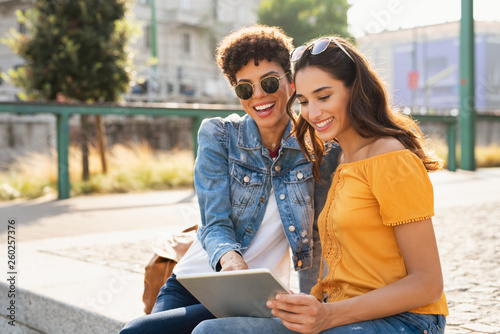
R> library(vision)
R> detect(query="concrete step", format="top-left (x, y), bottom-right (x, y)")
top-left (0, 282), bottom-right (125, 334)
top-left (0, 189), bottom-right (200, 334)
top-left (0, 228), bottom-right (168, 334)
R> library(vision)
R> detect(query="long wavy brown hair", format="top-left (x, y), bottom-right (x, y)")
top-left (286, 36), bottom-right (443, 181)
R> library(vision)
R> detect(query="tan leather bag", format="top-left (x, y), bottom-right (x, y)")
top-left (142, 225), bottom-right (198, 314)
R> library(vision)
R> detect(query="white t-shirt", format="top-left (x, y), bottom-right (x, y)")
top-left (174, 188), bottom-right (291, 287)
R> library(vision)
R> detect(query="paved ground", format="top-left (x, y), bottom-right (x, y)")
top-left (0, 168), bottom-right (500, 333)
top-left (434, 201), bottom-right (500, 333)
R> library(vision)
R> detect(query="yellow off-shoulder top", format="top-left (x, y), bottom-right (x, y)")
top-left (311, 149), bottom-right (448, 316)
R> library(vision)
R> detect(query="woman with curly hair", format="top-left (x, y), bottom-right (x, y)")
top-left (120, 25), bottom-right (339, 334)
top-left (192, 36), bottom-right (448, 334)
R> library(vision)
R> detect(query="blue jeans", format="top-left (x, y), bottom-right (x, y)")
top-left (119, 274), bottom-right (215, 334)
top-left (192, 312), bottom-right (446, 334)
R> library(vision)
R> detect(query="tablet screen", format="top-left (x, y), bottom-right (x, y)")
top-left (177, 268), bottom-right (290, 318)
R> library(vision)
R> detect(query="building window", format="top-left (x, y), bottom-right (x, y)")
top-left (145, 25), bottom-right (151, 48)
top-left (18, 10), bottom-right (27, 34)
top-left (182, 32), bottom-right (191, 55)
top-left (212, 0), bottom-right (218, 20)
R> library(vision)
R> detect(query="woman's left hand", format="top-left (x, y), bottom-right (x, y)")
top-left (267, 293), bottom-right (329, 334)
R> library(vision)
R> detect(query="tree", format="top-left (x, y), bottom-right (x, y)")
top-left (258, 0), bottom-right (351, 46)
top-left (2, 0), bottom-right (138, 180)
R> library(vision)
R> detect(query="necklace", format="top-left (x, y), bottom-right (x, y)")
top-left (263, 137), bottom-right (280, 152)
top-left (269, 142), bottom-right (280, 158)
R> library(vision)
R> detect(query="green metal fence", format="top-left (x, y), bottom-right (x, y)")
top-left (1, 102), bottom-right (499, 199)
top-left (0, 102), bottom-right (244, 199)
top-left (414, 113), bottom-right (500, 173)
top-left (411, 115), bottom-right (458, 172)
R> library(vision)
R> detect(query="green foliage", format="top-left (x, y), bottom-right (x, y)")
top-left (2, 0), bottom-right (138, 102)
top-left (258, 0), bottom-right (351, 46)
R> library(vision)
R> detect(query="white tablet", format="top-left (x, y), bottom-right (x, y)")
top-left (176, 268), bottom-right (290, 318)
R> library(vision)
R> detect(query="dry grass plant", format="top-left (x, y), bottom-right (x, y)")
top-left (1, 138), bottom-right (499, 201)
top-left (427, 138), bottom-right (500, 170)
top-left (0, 142), bottom-right (194, 200)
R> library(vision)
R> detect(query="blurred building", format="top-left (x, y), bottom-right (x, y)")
top-left (0, 0), bottom-right (263, 103)
top-left (128, 0), bottom-right (262, 103)
top-left (0, 0), bottom-right (263, 167)
top-left (358, 21), bottom-right (500, 114)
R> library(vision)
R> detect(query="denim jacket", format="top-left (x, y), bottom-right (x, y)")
top-left (194, 113), bottom-right (339, 275)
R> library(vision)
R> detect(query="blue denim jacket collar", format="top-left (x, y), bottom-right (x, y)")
top-left (237, 115), bottom-right (302, 151)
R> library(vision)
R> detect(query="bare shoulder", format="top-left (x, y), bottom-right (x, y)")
top-left (367, 136), bottom-right (406, 158)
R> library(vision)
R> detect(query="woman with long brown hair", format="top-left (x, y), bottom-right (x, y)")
top-left (193, 36), bottom-right (448, 334)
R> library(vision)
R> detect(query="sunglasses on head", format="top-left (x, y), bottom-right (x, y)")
top-left (290, 36), bottom-right (355, 63)
top-left (234, 73), bottom-right (289, 100)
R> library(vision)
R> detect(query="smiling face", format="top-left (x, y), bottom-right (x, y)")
top-left (235, 59), bottom-right (292, 133)
top-left (295, 66), bottom-right (353, 143)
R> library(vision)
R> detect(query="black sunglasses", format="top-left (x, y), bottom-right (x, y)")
top-left (290, 36), bottom-right (355, 63)
top-left (234, 73), bottom-right (289, 100)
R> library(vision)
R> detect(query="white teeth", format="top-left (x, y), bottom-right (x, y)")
top-left (255, 103), bottom-right (275, 111)
top-left (315, 118), bottom-right (333, 128)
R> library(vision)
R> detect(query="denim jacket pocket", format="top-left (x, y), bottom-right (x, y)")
top-left (230, 163), bottom-right (264, 207)
top-left (283, 164), bottom-right (314, 205)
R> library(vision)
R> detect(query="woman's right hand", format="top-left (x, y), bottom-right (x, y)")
top-left (267, 293), bottom-right (329, 334)
top-left (219, 251), bottom-right (249, 271)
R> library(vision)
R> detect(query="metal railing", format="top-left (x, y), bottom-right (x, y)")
top-left (412, 113), bottom-right (500, 172)
top-left (0, 101), bottom-right (244, 199)
top-left (1, 102), bottom-right (499, 199)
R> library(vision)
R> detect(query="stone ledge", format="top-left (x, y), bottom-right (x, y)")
top-left (0, 282), bottom-right (124, 334)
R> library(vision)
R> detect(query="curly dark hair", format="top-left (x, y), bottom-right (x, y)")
top-left (216, 24), bottom-right (293, 86)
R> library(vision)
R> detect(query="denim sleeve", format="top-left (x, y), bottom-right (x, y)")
top-left (298, 143), bottom-right (341, 293)
top-left (194, 117), bottom-right (241, 271)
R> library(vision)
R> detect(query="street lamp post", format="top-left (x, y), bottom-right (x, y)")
top-left (151, 0), bottom-right (157, 61)
top-left (148, 0), bottom-right (158, 102)
top-left (460, 0), bottom-right (476, 170)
